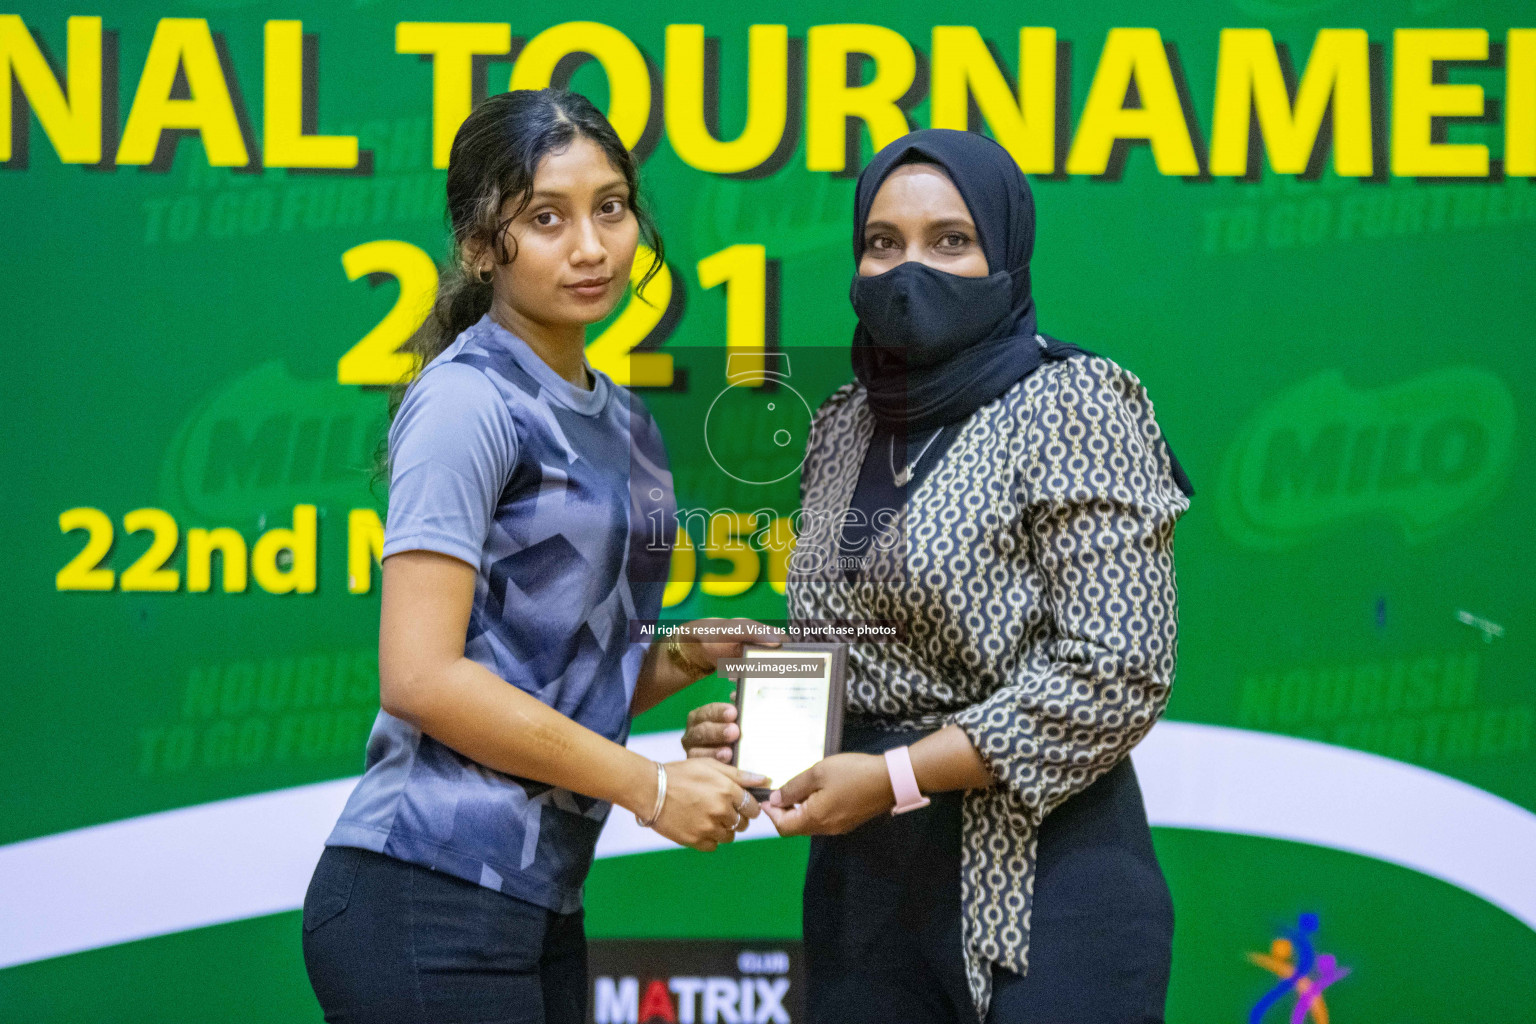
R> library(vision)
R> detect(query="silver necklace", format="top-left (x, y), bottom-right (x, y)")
top-left (889, 428), bottom-right (943, 487)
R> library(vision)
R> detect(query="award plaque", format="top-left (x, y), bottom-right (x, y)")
top-left (722, 642), bottom-right (848, 799)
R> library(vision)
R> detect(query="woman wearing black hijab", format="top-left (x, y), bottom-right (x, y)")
top-left (684, 128), bottom-right (1194, 1024)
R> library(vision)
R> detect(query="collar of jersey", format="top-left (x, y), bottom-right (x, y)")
top-left (476, 312), bottom-right (610, 417)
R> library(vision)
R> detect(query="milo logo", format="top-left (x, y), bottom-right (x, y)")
top-left (159, 362), bottom-right (388, 521)
top-left (1217, 367), bottom-right (1514, 548)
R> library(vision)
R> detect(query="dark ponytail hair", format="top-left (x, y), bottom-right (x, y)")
top-left (414, 88), bottom-right (665, 368)
top-left (372, 88), bottom-right (664, 484)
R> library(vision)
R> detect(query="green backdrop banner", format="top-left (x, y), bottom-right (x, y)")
top-left (2, 3), bottom-right (1532, 1022)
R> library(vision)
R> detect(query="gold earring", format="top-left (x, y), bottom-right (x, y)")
top-left (476, 265), bottom-right (493, 284)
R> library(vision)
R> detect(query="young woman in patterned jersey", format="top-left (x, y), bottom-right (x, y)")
top-left (301, 88), bottom-right (783, 1024)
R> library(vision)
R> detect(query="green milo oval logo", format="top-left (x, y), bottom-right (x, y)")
top-left (1217, 366), bottom-right (1514, 548)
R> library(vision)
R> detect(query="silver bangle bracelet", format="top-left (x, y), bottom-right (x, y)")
top-left (635, 760), bottom-right (668, 829)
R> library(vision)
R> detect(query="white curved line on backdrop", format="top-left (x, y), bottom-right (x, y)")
top-left (0, 721), bottom-right (1532, 970)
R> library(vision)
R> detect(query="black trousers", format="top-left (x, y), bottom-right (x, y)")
top-left (301, 845), bottom-right (587, 1024)
top-left (803, 725), bottom-right (1174, 1024)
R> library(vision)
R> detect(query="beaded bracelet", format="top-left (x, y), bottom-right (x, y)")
top-left (663, 637), bottom-right (713, 679)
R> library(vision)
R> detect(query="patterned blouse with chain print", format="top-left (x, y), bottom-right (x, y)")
top-left (784, 352), bottom-right (1191, 1020)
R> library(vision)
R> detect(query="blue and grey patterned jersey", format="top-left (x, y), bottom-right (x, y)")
top-left (325, 312), bottom-right (675, 914)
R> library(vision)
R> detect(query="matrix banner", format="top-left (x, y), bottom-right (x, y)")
top-left (588, 940), bottom-right (803, 1024)
top-left (2, 3), bottom-right (1533, 1023)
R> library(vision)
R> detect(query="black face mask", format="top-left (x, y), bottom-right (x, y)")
top-left (843, 129), bottom-right (1195, 495)
top-left (849, 261), bottom-right (1016, 367)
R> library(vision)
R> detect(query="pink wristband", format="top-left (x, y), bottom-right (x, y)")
top-left (884, 745), bottom-right (931, 815)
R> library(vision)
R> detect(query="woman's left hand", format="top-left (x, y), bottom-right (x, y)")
top-left (762, 753), bottom-right (895, 836)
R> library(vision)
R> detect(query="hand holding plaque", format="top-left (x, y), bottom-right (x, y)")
top-left (717, 642), bottom-right (848, 800)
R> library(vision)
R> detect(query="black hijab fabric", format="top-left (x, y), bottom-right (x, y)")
top-left (846, 129), bottom-right (1193, 498)
top-left (849, 128), bottom-right (1082, 432)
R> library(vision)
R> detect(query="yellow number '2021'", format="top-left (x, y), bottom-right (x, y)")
top-left (337, 241), bottom-right (682, 388)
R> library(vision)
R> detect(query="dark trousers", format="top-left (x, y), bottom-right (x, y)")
top-left (301, 845), bottom-right (587, 1024)
top-left (803, 726), bottom-right (1174, 1024)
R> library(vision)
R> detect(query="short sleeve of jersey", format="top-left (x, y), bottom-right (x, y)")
top-left (382, 361), bottom-right (519, 568)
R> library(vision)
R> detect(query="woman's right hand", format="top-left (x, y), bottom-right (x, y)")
top-left (681, 700), bottom-right (739, 763)
top-left (649, 758), bottom-right (766, 853)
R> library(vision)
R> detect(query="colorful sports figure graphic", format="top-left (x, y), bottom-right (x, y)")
top-left (1247, 913), bottom-right (1352, 1024)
